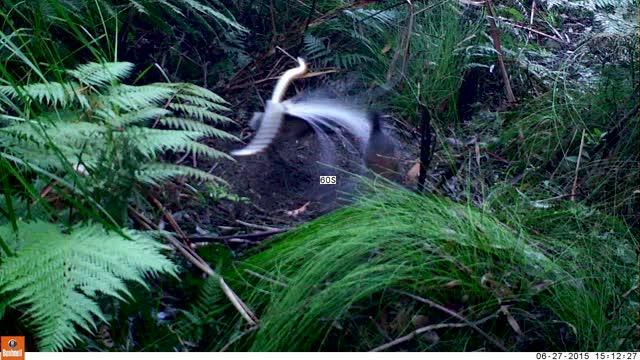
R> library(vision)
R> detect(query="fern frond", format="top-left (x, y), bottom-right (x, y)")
top-left (159, 117), bottom-right (238, 139)
top-left (343, 8), bottom-right (398, 31)
top-left (125, 127), bottom-right (202, 157)
top-left (174, 93), bottom-right (230, 110)
top-left (153, 0), bottom-right (185, 16)
top-left (95, 107), bottom-right (172, 127)
top-left (67, 62), bottom-right (134, 87)
top-left (105, 84), bottom-right (175, 111)
top-left (303, 34), bottom-right (330, 60)
top-left (179, 0), bottom-right (247, 32)
top-left (135, 163), bottom-right (226, 185)
top-left (331, 53), bottom-right (373, 69)
top-left (129, 0), bottom-right (150, 14)
top-left (174, 275), bottom-right (227, 343)
top-left (4, 121), bottom-right (103, 152)
top-left (168, 103), bottom-right (232, 122)
top-left (178, 140), bottom-right (235, 160)
top-left (545, 0), bottom-right (635, 10)
top-left (0, 221), bottom-right (176, 351)
top-left (159, 82), bottom-right (228, 104)
top-left (0, 82), bottom-right (81, 108)
top-left (2, 61), bottom-right (236, 190)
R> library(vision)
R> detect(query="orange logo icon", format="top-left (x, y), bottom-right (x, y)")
top-left (1, 336), bottom-right (25, 360)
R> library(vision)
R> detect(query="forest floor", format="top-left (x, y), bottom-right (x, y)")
top-left (159, 70), bottom-right (502, 252)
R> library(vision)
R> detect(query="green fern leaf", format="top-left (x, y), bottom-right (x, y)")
top-left (67, 62), bottom-right (134, 87)
top-left (0, 221), bottom-right (177, 351)
top-left (2, 61), bottom-right (236, 188)
top-left (105, 84), bottom-right (175, 111)
top-left (159, 82), bottom-right (228, 104)
top-left (95, 107), bottom-right (172, 127)
top-left (179, 0), bottom-right (247, 32)
top-left (303, 34), bottom-right (330, 60)
top-left (159, 117), bottom-right (238, 139)
top-left (168, 103), bottom-right (232, 122)
top-left (135, 163), bottom-right (226, 185)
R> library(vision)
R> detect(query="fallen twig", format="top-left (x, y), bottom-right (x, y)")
top-left (485, 0), bottom-right (516, 103)
top-left (394, 289), bottom-right (508, 351)
top-left (622, 284), bottom-right (638, 298)
top-left (527, 0), bottom-right (537, 40)
top-left (147, 194), bottom-right (189, 241)
top-left (220, 325), bottom-right (259, 352)
top-left (370, 311), bottom-right (499, 352)
top-left (503, 21), bottom-right (564, 43)
top-left (225, 69), bottom-right (338, 92)
top-left (236, 219), bottom-right (280, 232)
top-left (189, 228), bottom-right (289, 242)
top-left (486, 150), bottom-right (510, 164)
top-left (386, 1), bottom-right (415, 85)
top-left (417, 105), bottom-right (433, 192)
top-left (570, 129), bottom-right (586, 201)
top-left (128, 205), bottom-right (258, 326)
top-left (286, 201), bottom-right (310, 217)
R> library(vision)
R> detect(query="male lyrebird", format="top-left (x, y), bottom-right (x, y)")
top-left (232, 58), bottom-right (399, 179)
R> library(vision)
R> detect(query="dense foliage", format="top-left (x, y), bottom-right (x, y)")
top-left (0, 0), bottom-right (637, 352)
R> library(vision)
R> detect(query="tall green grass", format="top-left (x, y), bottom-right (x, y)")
top-left (179, 184), bottom-right (637, 351)
top-left (379, 1), bottom-right (480, 126)
top-left (495, 64), bottom-right (638, 219)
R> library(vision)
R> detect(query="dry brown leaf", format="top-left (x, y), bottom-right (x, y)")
top-left (443, 280), bottom-right (462, 288)
top-left (501, 306), bottom-right (523, 336)
top-left (412, 314), bottom-right (430, 328)
top-left (405, 160), bottom-right (421, 184)
top-left (531, 280), bottom-right (554, 293)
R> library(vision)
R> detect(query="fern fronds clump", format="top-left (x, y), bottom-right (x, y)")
top-left (0, 61), bottom-right (237, 188)
top-left (0, 221), bottom-right (177, 351)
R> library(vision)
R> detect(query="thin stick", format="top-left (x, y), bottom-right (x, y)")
top-left (485, 0), bottom-right (516, 103)
top-left (189, 228), bottom-right (289, 242)
top-left (400, 1), bottom-right (415, 81)
top-left (542, 15), bottom-right (564, 42)
top-left (571, 129), bottom-right (586, 201)
top-left (236, 219), bottom-right (281, 231)
top-left (386, 1), bottom-right (415, 84)
top-left (394, 290), bottom-right (508, 351)
top-left (306, 0), bottom-right (377, 29)
top-left (147, 194), bottom-right (190, 244)
top-left (220, 325), bottom-right (259, 352)
top-left (303, 0), bottom-right (318, 32)
top-left (226, 69), bottom-right (336, 92)
top-left (128, 206), bottom-right (258, 326)
top-left (417, 105), bottom-right (432, 192)
top-left (370, 311), bottom-right (499, 352)
top-left (244, 269), bottom-right (288, 288)
top-left (622, 284), bottom-right (638, 298)
top-left (504, 21), bottom-right (563, 43)
top-left (528, 0), bottom-right (536, 39)
top-left (227, 70), bottom-right (338, 92)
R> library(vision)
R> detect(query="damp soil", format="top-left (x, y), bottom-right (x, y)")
top-left (193, 112), bottom-right (418, 232)
top-left (161, 66), bottom-right (507, 247)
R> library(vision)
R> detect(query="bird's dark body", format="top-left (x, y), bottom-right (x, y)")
top-left (364, 112), bottom-right (399, 179)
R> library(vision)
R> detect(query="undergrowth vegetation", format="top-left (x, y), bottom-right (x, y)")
top-left (177, 185), bottom-right (636, 351)
top-left (0, 0), bottom-right (637, 353)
